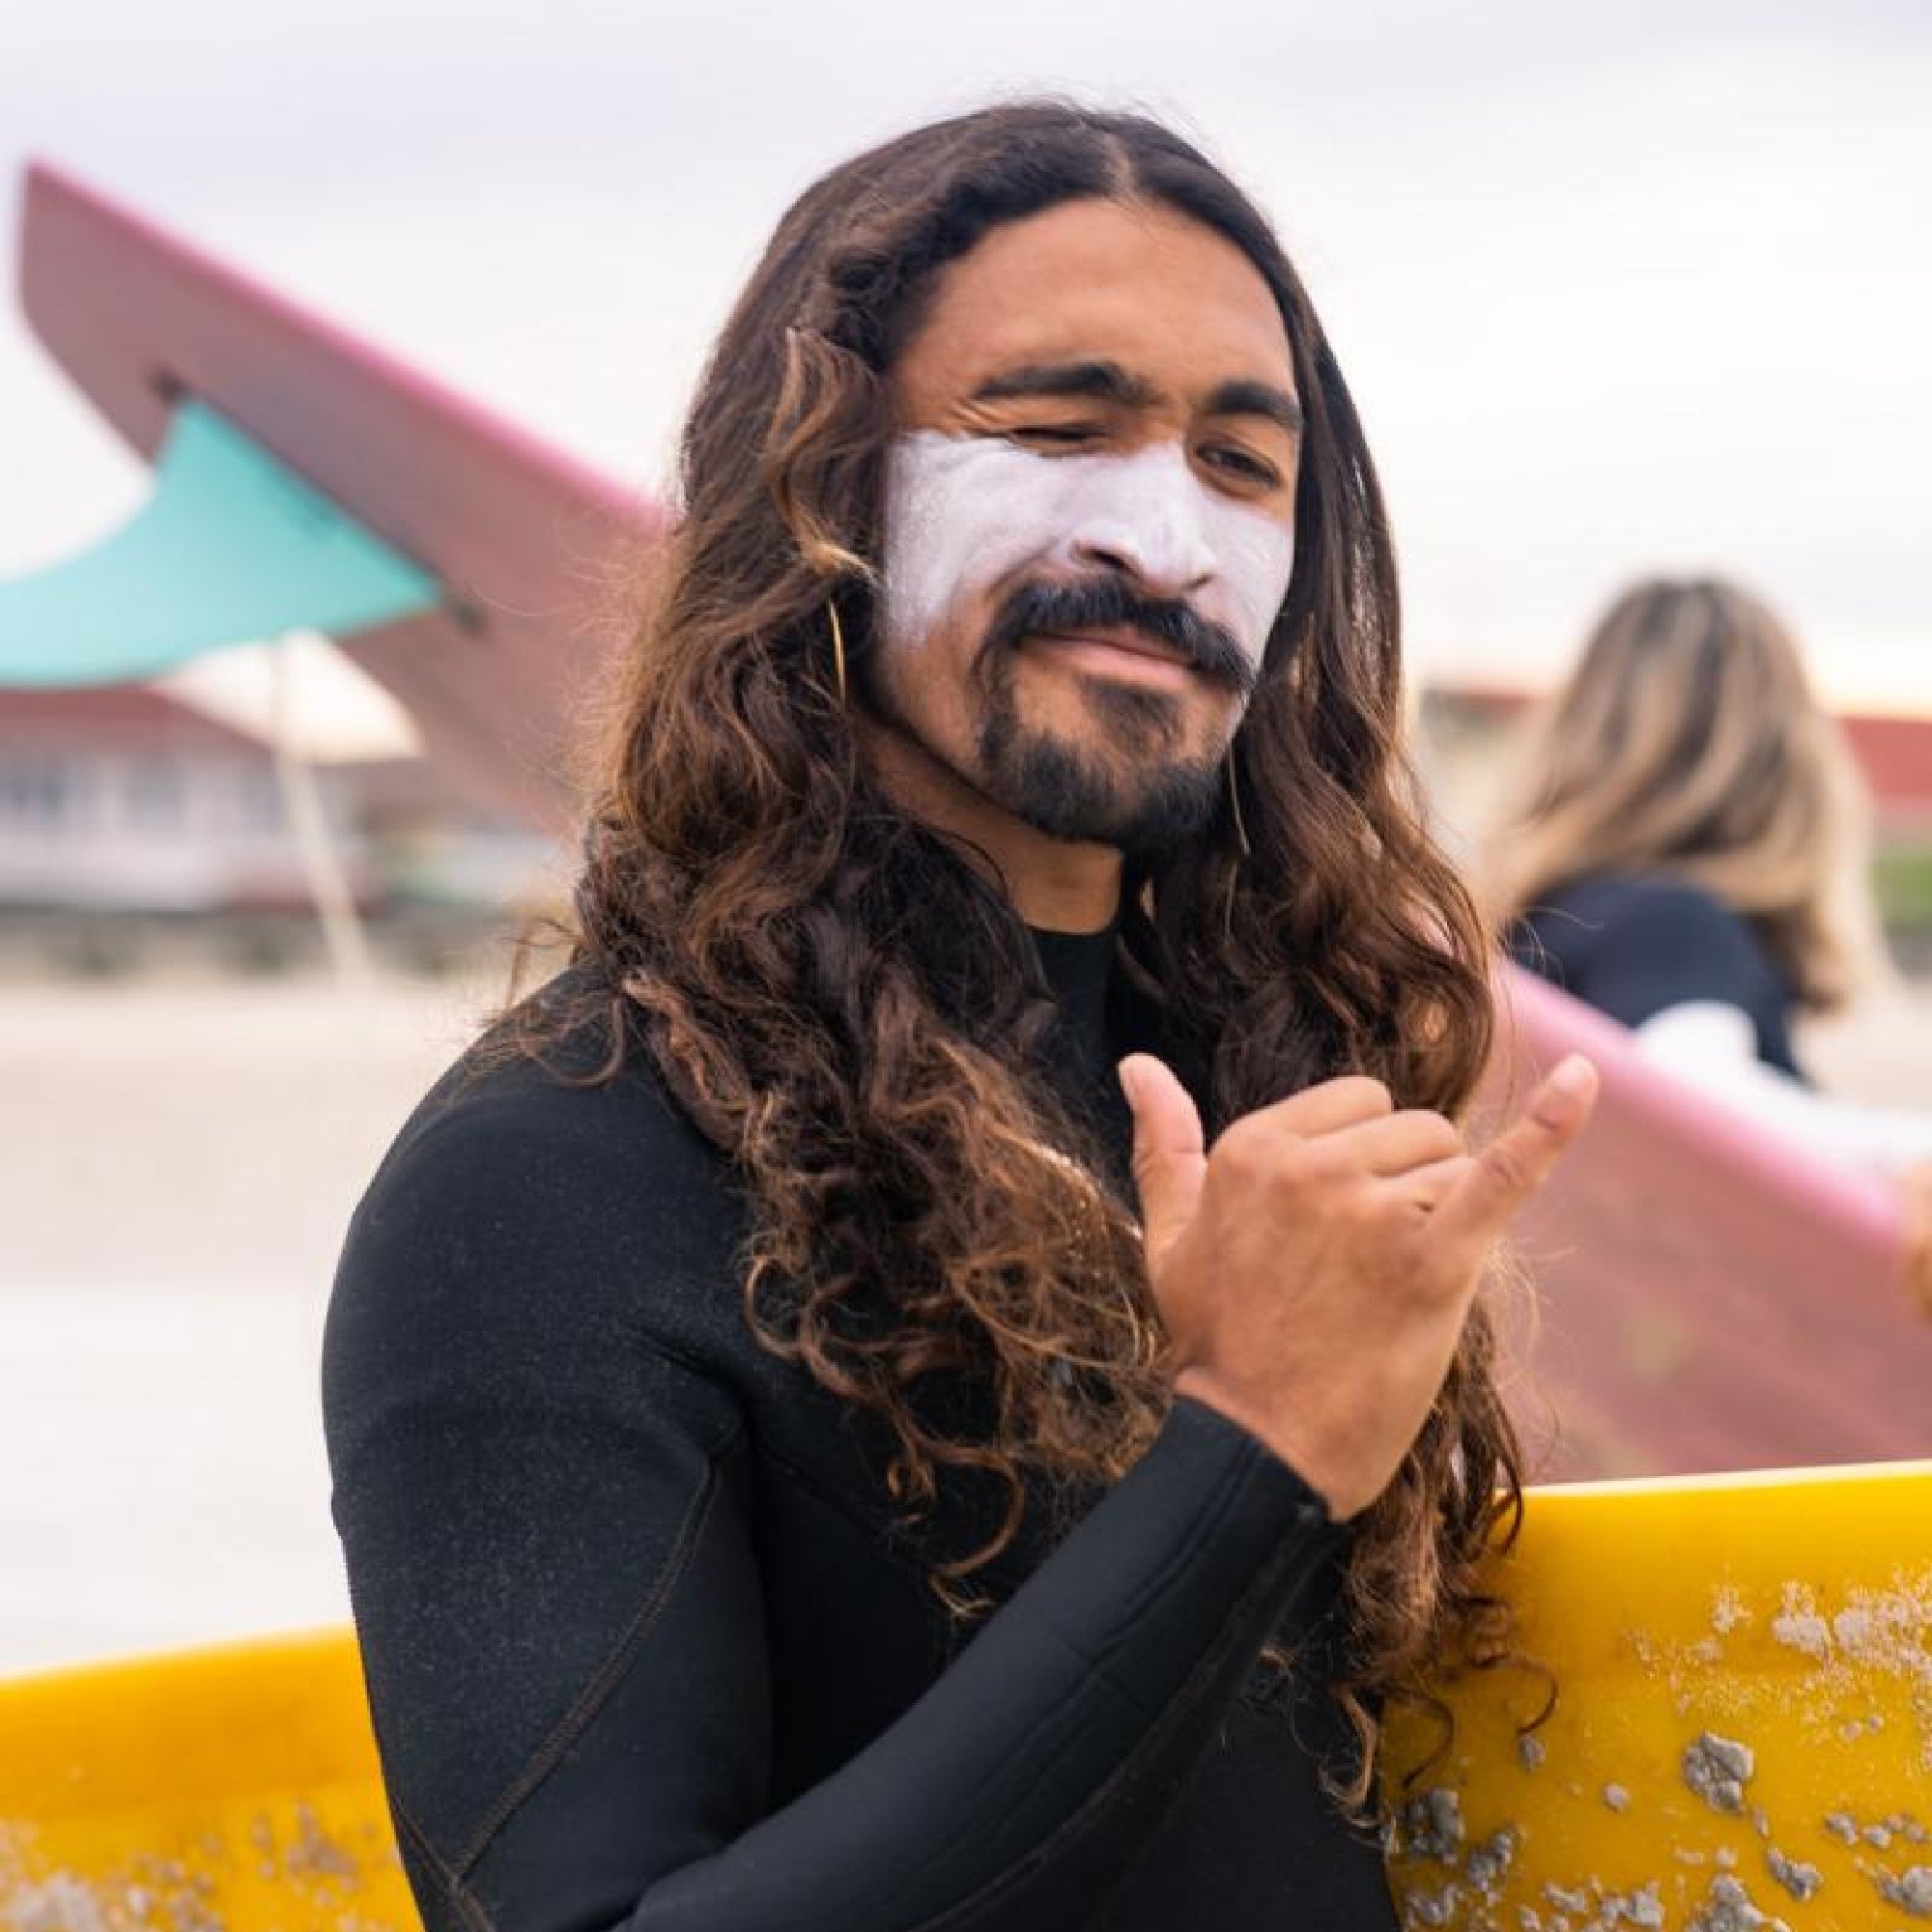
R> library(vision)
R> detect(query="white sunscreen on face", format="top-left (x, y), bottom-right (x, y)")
top-left (880, 431), bottom-right (1294, 665)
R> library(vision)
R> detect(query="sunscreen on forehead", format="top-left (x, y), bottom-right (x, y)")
top-left (881, 432), bottom-right (1293, 664)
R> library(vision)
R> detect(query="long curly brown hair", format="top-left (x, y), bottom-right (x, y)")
top-left (514, 101), bottom-right (1516, 1807)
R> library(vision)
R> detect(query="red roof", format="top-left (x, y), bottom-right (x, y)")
top-left (1844, 714), bottom-right (1932, 814)
top-left (0, 684), bottom-right (269, 756)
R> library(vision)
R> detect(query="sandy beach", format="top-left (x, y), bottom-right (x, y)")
top-left (0, 969), bottom-right (503, 1673)
top-left (3, 964), bottom-right (1928, 1677)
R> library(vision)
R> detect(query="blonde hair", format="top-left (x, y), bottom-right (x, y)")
top-left (1490, 577), bottom-right (1882, 1011)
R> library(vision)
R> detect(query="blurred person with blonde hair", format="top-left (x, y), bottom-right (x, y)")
top-left (1492, 575), bottom-right (1932, 1309)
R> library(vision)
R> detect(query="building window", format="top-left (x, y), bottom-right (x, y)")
top-left (0, 758), bottom-right (71, 828)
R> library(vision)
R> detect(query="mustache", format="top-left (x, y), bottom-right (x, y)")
top-left (981, 577), bottom-right (1259, 698)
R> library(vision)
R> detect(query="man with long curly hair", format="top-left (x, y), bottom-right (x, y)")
top-left (325, 102), bottom-right (1597, 1931)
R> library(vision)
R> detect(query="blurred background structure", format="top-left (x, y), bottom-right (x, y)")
top-left (0, 677), bottom-right (554, 979)
top-left (2, 0), bottom-right (1928, 1673)
top-left (1426, 684), bottom-right (1932, 971)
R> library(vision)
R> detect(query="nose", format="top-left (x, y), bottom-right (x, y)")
top-left (1063, 445), bottom-right (1218, 600)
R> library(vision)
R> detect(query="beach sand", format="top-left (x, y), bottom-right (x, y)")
top-left (2, 966), bottom-right (1927, 1675)
top-left (0, 969), bottom-right (504, 1673)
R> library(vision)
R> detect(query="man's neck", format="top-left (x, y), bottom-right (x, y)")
top-left (855, 715), bottom-right (1123, 934)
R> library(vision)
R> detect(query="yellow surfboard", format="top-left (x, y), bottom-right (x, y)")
top-left (1383, 1460), bottom-right (1932, 1929)
top-left (0, 1633), bottom-right (413, 1932)
top-left (3, 1463), bottom-right (1927, 1932)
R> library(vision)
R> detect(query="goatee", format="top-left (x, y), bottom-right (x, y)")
top-left (976, 671), bottom-right (1222, 854)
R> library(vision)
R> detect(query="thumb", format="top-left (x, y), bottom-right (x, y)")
top-left (1120, 1054), bottom-right (1207, 1263)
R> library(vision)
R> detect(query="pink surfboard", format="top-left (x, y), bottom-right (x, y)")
top-left (1490, 966), bottom-right (1925, 1477)
top-left (17, 161), bottom-right (666, 829)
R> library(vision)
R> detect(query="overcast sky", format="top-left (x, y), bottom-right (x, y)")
top-left (5, 0), bottom-right (1931, 711)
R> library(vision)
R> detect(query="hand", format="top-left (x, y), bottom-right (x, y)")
top-left (1898, 1162), bottom-right (1932, 1318)
top-left (1121, 1052), bottom-right (1598, 1520)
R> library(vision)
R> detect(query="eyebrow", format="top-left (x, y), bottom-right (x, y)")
top-left (971, 359), bottom-right (1161, 409)
top-left (1202, 379), bottom-right (1304, 439)
top-left (971, 359), bottom-right (1303, 436)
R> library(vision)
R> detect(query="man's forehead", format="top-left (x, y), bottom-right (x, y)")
top-left (894, 199), bottom-right (1297, 413)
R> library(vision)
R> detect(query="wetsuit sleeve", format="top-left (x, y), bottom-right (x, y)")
top-left (324, 1103), bottom-right (1342, 1932)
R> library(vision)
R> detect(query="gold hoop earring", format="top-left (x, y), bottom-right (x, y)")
top-left (1225, 752), bottom-right (1253, 860)
top-left (827, 603), bottom-right (849, 708)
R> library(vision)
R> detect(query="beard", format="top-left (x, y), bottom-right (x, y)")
top-left (974, 661), bottom-right (1224, 854)
top-left (967, 574), bottom-right (1254, 854)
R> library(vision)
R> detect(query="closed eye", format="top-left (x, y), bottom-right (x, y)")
top-left (1007, 423), bottom-right (1105, 447)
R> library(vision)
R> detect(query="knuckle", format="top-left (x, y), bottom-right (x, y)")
top-left (1287, 1137), bottom-right (1349, 1185)
top-left (1212, 1120), bottom-right (1277, 1188)
top-left (1482, 1143), bottom-right (1535, 1199)
top-left (1344, 1076), bottom-right (1395, 1117)
top-left (1330, 1171), bottom-right (1384, 1229)
top-left (1264, 1143), bottom-right (1320, 1197)
top-left (1351, 1183), bottom-right (1396, 1230)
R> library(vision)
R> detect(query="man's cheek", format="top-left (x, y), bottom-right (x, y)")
top-left (880, 435), bottom-right (1065, 651)
top-left (868, 606), bottom-right (986, 737)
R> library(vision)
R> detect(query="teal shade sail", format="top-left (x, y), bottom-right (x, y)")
top-left (0, 400), bottom-right (440, 687)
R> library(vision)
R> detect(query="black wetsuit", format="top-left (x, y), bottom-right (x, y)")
top-left (1509, 873), bottom-right (1804, 1078)
top-left (322, 927), bottom-right (1400, 1932)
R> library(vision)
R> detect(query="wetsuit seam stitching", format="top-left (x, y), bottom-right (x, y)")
top-left (901, 1478), bottom-right (1331, 1931)
top-left (449, 1429), bottom-right (740, 1878)
top-left (392, 1795), bottom-right (497, 1932)
top-left (942, 1535), bottom-right (1323, 1929)
top-left (623, 1331), bottom-right (747, 1457)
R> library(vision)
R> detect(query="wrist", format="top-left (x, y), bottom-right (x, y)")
top-left (1171, 1369), bottom-right (1346, 1518)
